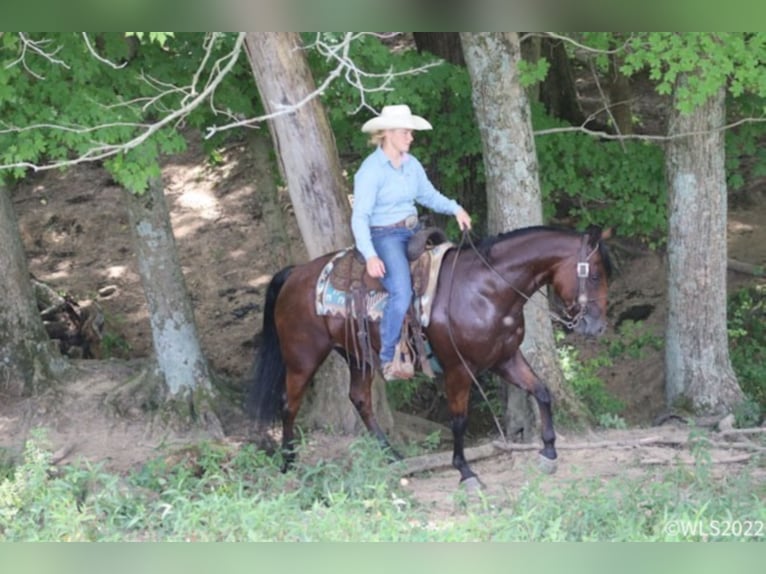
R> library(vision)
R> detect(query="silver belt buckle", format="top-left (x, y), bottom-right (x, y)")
top-left (404, 214), bottom-right (418, 230)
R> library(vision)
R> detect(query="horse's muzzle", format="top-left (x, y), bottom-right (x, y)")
top-left (575, 314), bottom-right (607, 337)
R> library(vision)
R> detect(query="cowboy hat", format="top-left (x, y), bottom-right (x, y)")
top-left (361, 105), bottom-right (433, 133)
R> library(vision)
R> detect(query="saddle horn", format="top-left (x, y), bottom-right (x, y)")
top-left (407, 227), bottom-right (449, 261)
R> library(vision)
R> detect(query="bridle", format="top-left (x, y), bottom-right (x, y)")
top-left (552, 233), bottom-right (601, 330)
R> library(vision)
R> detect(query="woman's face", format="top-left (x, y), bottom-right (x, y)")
top-left (384, 128), bottom-right (414, 154)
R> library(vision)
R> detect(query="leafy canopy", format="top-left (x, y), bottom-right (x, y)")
top-left (0, 33), bottom-right (255, 193)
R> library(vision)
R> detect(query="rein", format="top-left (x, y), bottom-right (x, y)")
top-left (445, 230), bottom-right (508, 444)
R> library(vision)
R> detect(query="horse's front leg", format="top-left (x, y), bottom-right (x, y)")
top-left (443, 365), bottom-right (481, 487)
top-left (347, 361), bottom-right (401, 460)
top-left (494, 352), bottom-right (557, 471)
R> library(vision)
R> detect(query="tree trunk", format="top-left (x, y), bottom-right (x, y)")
top-left (607, 51), bottom-right (633, 135)
top-left (245, 33), bottom-right (351, 257)
top-left (461, 32), bottom-right (589, 439)
top-left (520, 34), bottom-right (542, 103)
top-left (665, 78), bottom-right (743, 414)
top-left (413, 32), bottom-right (465, 66)
top-left (0, 186), bottom-right (68, 396)
top-left (539, 37), bottom-right (585, 127)
top-left (248, 130), bottom-right (295, 269)
top-left (411, 33), bottom-right (484, 232)
top-left (245, 32), bottom-right (394, 434)
top-left (123, 178), bottom-right (222, 435)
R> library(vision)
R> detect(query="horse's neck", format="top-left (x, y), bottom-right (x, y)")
top-left (489, 233), bottom-right (573, 295)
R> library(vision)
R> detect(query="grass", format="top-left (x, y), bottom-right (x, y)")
top-left (1, 429), bottom-right (763, 542)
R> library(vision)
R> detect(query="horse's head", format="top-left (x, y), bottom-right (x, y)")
top-left (551, 226), bottom-right (612, 337)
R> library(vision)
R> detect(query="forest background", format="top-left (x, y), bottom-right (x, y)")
top-left (0, 32), bottom-right (764, 541)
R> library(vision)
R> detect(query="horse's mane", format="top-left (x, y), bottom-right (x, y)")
top-left (464, 225), bottom-right (614, 277)
top-left (466, 225), bottom-right (571, 255)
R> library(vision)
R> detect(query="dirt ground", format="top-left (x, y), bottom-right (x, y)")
top-left (2, 132), bottom-right (766, 511)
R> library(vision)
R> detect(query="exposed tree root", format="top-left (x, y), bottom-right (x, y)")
top-left (103, 363), bottom-right (224, 441)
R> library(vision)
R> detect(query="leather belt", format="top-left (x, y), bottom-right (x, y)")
top-left (372, 214), bottom-right (419, 230)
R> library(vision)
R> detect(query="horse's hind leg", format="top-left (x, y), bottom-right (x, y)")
top-left (347, 362), bottom-right (401, 460)
top-left (495, 353), bottom-right (557, 469)
top-left (280, 368), bottom-right (314, 471)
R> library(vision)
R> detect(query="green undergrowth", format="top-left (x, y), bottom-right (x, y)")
top-left (1, 429), bottom-right (763, 542)
top-left (728, 284), bottom-right (766, 426)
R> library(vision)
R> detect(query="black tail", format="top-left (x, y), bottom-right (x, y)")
top-left (247, 266), bottom-right (293, 426)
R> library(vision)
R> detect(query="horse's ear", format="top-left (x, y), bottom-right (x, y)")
top-left (585, 225), bottom-right (613, 244)
top-left (584, 225), bottom-right (602, 246)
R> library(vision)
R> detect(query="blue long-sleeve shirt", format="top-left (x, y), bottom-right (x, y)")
top-left (351, 146), bottom-right (461, 260)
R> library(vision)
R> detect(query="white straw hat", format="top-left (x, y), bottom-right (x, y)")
top-left (361, 104), bottom-right (433, 133)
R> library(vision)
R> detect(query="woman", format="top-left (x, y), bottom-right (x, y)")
top-left (351, 104), bottom-right (472, 381)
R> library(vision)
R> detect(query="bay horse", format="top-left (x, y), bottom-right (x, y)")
top-left (248, 225), bottom-right (612, 486)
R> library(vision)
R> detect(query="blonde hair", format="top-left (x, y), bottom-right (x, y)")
top-left (368, 130), bottom-right (385, 147)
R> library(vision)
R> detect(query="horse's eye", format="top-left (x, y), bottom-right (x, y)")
top-left (590, 272), bottom-right (600, 282)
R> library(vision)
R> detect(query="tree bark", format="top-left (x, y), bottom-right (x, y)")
top-left (411, 33), bottom-right (484, 231)
top-left (248, 130), bottom-right (295, 269)
top-left (124, 179), bottom-right (214, 396)
top-left (245, 33), bottom-right (352, 257)
top-left (539, 37), bottom-right (585, 127)
top-left (665, 78), bottom-right (743, 414)
top-left (607, 52), bottom-right (633, 135)
top-left (461, 32), bottom-right (588, 439)
top-left (413, 33), bottom-right (465, 66)
top-left (520, 34), bottom-right (542, 103)
top-left (245, 32), bottom-right (394, 434)
top-left (0, 186), bottom-right (68, 396)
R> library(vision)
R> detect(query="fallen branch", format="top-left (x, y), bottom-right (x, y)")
top-left (401, 442), bottom-right (497, 476)
top-left (51, 443), bottom-right (77, 465)
top-left (401, 435), bottom-right (665, 475)
top-left (719, 427), bottom-right (766, 439)
top-left (494, 435), bottom-right (666, 452)
top-left (708, 440), bottom-right (766, 452)
top-left (400, 432), bottom-right (765, 476)
top-left (642, 453), bottom-right (753, 466)
top-left (728, 258), bottom-right (764, 277)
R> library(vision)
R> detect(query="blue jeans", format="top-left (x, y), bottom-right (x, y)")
top-left (371, 224), bottom-right (417, 364)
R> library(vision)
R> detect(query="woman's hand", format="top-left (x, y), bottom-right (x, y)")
top-left (455, 208), bottom-right (472, 231)
top-left (366, 255), bottom-right (386, 278)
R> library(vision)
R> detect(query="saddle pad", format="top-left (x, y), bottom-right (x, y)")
top-left (315, 243), bottom-right (452, 326)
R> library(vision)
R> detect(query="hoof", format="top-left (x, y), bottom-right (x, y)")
top-left (389, 449), bottom-right (404, 462)
top-left (459, 476), bottom-right (484, 493)
top-left (537, 454), bottom-right (558, 475)
top-left (384, 446), bottom-right (403, 463)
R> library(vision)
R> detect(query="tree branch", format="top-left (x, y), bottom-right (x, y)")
top-left (81, 33), bottom-right (127, 70)
top-left (534, 115), bottom-right (766, 141)
top-left (5, 33), bottom-right (69, 80)
top-left (588, 58), bottom-right (627, 151)
top-left (202, 32), bottom-right (442, 139)
top-left (536, 32), bottom-right (636, 56)
top-left (1, 32), bottom-right (442, 173)
top-left (0, 33), bottom-right (247, 173)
